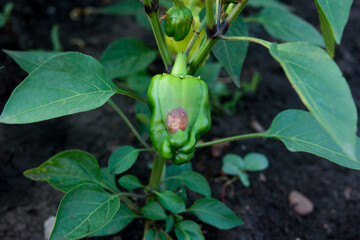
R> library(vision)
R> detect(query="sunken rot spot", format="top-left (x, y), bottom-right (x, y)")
top-left (166, 107), bottom-right (188, 133)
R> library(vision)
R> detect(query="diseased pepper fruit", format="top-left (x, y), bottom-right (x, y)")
top-left (147, 52), bottom-right (211, 164)
top-left (164, 6), bottom-right (193, 41)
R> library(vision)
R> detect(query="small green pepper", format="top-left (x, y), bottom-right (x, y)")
top-left (164, 6), bottom-right (193, 41)
top-left (147, 53), bottom-right (211, 164)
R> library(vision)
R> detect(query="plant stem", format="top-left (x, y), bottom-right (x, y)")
top-left (171, 52), bottom-right (188, 76)
top-left (220, 36), bottom-right (271, 48)
top-left (144, 154), bottom-right (166, 236)
top-left (148, 154), bottom-right (166, 191)
top-left (143, 0), bottom-right (172, 72)
top-left (107, 99), bottom-right (153, 151)
top-left (99, 182), bottom-right (141, 213)
top-left (206, 0), bottom-right (215, 32)
top-left (160, 176), bottom-right (180, 183)
top-left (221, 175), bottom-right (238, 203)
top-left (188, 39), bottom-right (218, 75)
top-left (195, 132), bottom-right (264, 148)
top-left (221, 0), bottom-right (248, 29)
top-left (185, 18), bottom-right (206, 56)
top-left (116, 89), bottom-right (147, 105)
top-left (121, 195), bottom-right (142, 214)
top-left (171, 0), bottom-right (185, 8)
top-left (188, 0), bottom-right (249, 74)
top-left (99, 182), bottom-right (120, 194)
top-left (119, 192), bottom-right (148, 198)
top-left (215, 0), bottom-right (222, 26)
top-left (243, 16), bottom-right (257, 23)
top-left (188, 0), bottom-right (197, 9)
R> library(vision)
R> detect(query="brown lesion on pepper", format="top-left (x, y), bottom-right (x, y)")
top-left (167, 107), bottom-right (188, 133)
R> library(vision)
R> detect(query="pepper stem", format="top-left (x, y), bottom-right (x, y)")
top-left (143, 0), bottom-right (172, 72)
top-left (143, 154), bottom-right (166, 237)
top-left (171, 52), bottom-right (188, 76)
top-left (188, 0), bottom-right (249, 74)
top-left (171, 0), bottom-right (185, 8)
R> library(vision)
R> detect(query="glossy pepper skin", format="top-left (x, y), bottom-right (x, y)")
top-left (165, 14), bottom-right (205, 59)
top-left (147, 53), bottom-right (211, 164)
top-left (164, 6), bottom-right (193, 41)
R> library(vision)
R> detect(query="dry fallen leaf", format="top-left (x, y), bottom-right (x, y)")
top-left (259, 173), bottom-right (267, 182)
top-left (250, 119), bottom-right (265, 132)
top-left (289, 190), bottom-right (314, 215)
top-left (343, 187), bottom-right (352, 200)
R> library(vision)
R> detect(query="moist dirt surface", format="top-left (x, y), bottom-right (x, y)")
top-left (1, 0), bottom-right (360, 239)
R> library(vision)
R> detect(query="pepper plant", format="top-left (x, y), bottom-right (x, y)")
top-left (1, 0), bottom-right (358, 239)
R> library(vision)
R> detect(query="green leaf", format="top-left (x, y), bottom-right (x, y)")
top-left (176, 171), bottom-right (211, 197)
top-left (176, 185), bottom-right (188, 204)
top-left (165, 163), bottom-right (192, 191)
top-left (0, 52), bottom-right (118, 124)
top-left (145, 228), bottom-right (167, 240)
top-left (315, 0), bottom-right (353, 45)
top-left (238, 171), bottom-right (250, 187)
top-left (24, 150), bottom-right (103, 192)
top-left (90, 204), bottom-right (138, 237)
top-left (97, 1), bottom-right (151, 29)
top-left (108, 146), bottom-right (143, 174)
top-left (248, 0), bottom-right (288, 10)
top-left (175, 220), bottom-right (205, 240)
top-left (159, 0), bottom-right (173, 9)
top-left (315, 2), bottom-right (335, 57)
top-left (100, 38), bottom-right (157, 79)
top-left (125, 72), bottom-right (151, 95)
top-left (118, 174), bottom-right (143, 190)
top-left (269, 42), bottom-right (357, 158)
top-left (249, 7), bottom-right (324, 46)
top-left (222, 154), bottom-right (250, 187)
top-left (141, 202), bottom-right (167, 220)
top-left (189, 198), bottom-right (243, 229)
top-left (135, 99), bottom-right (151, 138)
top-left (97, 1), bottom-right (143, 15)
top-left (197, 62), bottom-right (230, 113)
top-left (263, 109), bottom-right (360, 170)
top-left (165, 215), bottom-right (175, 232)
top-left (244, 153), bottom-right (269, 171)
top-left (222, 154), bottom-right (245, 175)
top-left (155, 191), bottom-right (186, 214)
top-left (198, 62), bottom-right (222, 89)
top-left (3, 49), bottom-right (60, 73)
top-left (135, 10), bottom-right (152, 29)
top-left (49, 184), bottom-right (120, 240)
top-left (101, 167), bottom-right (119, 192)
top-left (213, 17), bottom-right (248, 87)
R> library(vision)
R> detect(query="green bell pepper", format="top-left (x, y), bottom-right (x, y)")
top-left (147, 53), bottom-right (211, 164)
top-left (164, 6), bottom-right (193, 41)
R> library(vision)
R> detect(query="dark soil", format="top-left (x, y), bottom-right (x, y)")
top-left (1, 0), bottom-right (360, 239)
